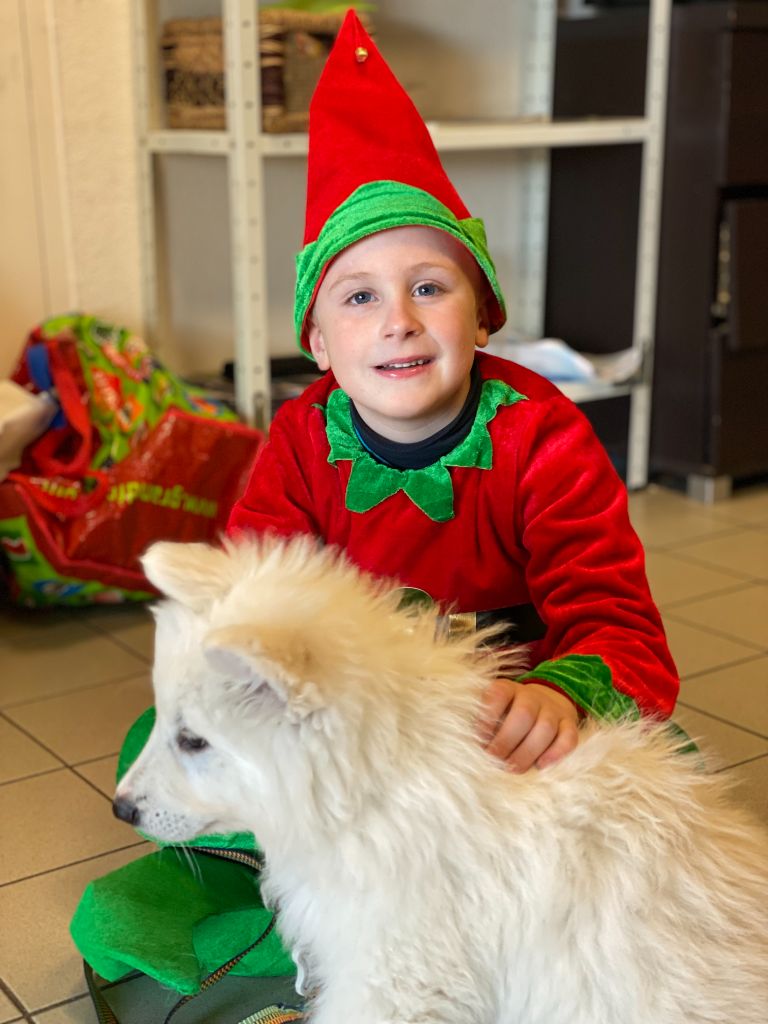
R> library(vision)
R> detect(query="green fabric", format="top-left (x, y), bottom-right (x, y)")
top-left (70, 848), bottom-right (292, 993)
top-left (294, 180), bottom-right (507, 350)
top-left (324, 378), bottom-right (526, 521)
top-left (70, 708), bottom-right (294, 994)
top-left (520, 654), bottom-right (641, 720)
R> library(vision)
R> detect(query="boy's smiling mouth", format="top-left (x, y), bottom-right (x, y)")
top-left (375, 357), bottom-right (433, 371)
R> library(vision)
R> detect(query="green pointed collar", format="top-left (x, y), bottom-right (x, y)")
top-left (323, 378), bottom-right (526, 522)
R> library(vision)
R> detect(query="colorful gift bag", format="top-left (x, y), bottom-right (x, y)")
top-left (0, 315), bottom-right (263, 606)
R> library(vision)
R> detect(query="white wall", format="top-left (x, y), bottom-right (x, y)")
top-left (0, 0), bottom-right (142, 378)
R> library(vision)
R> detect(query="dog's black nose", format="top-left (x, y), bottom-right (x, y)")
top-left (112, 795), bottom-right (141, 826)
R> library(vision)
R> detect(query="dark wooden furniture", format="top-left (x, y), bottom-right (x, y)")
top-left (548, 3), bottom-right (768, 497)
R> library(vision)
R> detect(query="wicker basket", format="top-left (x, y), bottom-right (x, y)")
top-left (161, 9), bottom-right (373, 132)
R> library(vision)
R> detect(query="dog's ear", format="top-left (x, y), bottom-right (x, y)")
top-left (141, 541), bottom-right (236, 612)
top-left (203, 624), bottom-right (325, 719)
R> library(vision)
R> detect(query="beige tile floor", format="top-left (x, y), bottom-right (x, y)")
top-left (1, 482), bottom-right (767, 1022)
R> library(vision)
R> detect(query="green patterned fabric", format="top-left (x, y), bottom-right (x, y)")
top-left (520, 654), bottom-right (641, 720)
top-left (294, 181), bottom-right (507, 350)
top-left (324, 378), bottom-right (526, 521)
top-left (37, 313), bottom-right (239, 468)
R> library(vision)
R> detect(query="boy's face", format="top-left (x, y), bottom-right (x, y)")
top-left (307, 226), bottom-right (490, 443)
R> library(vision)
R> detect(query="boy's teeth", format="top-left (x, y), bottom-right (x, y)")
top-left (381, 358), bottom-right (428, 369)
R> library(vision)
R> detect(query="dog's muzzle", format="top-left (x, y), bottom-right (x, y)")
top-left (113, 795), bottom-right (141, 826)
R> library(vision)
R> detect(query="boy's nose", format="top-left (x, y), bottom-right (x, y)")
top-left (382, 297), bottom-right (422, 340)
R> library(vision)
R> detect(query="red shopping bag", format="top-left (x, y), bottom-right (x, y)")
top-left (0, 315), bottom-right (263, 606)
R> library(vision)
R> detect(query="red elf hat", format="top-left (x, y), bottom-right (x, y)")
top-left (294, 9), bottom-right (506, 353)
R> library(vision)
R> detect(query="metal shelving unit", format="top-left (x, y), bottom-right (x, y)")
top-left (133, 0), bottom-right (670, 487)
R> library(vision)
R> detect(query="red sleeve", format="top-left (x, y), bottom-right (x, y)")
top-left (226, 400), bottom-right (323, 541)
top-left (514, 395), bottom-right (679, 719)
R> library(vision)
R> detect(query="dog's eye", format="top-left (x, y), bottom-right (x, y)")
top-left (176, 730), bottom-right (209, 753)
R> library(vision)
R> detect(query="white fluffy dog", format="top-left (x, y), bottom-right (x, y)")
top-left (115, 536), bottom-right (768, 1024)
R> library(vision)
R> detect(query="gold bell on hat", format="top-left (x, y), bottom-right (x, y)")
top-left (355, 45), bottom-right (369, 62)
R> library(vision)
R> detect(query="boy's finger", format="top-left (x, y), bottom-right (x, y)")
top-left (476, 678), bottom-right (518, 742)
top-left (483, 696), bottom-right (535, 760)
top-left (503, 713), bottom-right (559, 773)
top-left (535, 720), bottom-right (580, 770)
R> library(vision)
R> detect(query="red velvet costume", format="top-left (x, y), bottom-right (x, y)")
top-left (228, 351), bottom-right (679, 721)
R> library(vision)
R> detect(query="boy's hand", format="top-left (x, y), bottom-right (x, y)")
top-left (478, 679), bottom-right (580, 773)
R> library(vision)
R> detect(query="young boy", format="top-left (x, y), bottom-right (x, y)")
top-left (228, 11), bottom-right (679, 773)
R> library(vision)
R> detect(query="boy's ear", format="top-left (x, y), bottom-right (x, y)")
top-left (475, 301), bottom-right (490, 349)
top-left (307, 314), bottom-right (331, 371)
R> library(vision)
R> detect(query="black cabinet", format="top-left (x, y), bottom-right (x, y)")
top-left (549, 3), bottom-right (768, 495)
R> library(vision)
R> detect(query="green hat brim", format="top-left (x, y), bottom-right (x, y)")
top-left (294, 181), bottom-right (507, 357)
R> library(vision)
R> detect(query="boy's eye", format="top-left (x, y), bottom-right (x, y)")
top-left (413, 282), bottom-right (441, 297)
top-left (348, 291), bottom-right (374, 305)
top-left (177, 729), bottom-right (209, 753)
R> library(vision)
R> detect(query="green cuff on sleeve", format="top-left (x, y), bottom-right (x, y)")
top-left (520, 654), bottom-right (640, 721)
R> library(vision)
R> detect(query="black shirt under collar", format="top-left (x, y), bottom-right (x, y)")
top-left (349, 362), bottom-right (482, 471)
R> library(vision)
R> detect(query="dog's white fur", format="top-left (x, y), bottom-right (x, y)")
top-left (116, 536), bottom-right (768, 1024)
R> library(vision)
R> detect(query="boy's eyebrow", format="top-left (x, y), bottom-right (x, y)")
top-left (327, 261), bottom-right (457, 293)
top-left (327, 271), bottom-right (375, 293)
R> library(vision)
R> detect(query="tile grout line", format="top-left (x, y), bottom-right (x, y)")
top-left (0, 977), bottom-right (33, 1024)
top-left (71, 752), bottom-right (122, 769)
top-left (652, 550), bottom-right (767, 584)
top-left (0, 667), bottom-right (151, 713)
top-left (658, 580), bottom-right (764, 613)
top-left (678, 651), bottom-right (768, 684)
top-left (0, 755), bottom-right (125, 792)
top-left (716, 751), bottom-right (768, 773)
top-left (638, 522), bottom-right (759, 551)
top-left (28, 992), bottom-right (95, 1019)
top-left (0, 711), bottom-right (69, 781)
top-left (0, 765), bottom-right (69, 791)
top-left (66, 607), bottom-right (154, 664)
top-left (79, 629), bottom-right (153, 667)
top-left (69, 763), bottom-right (120, 803)
top-left (676, 699), bottom-right (768, 743)
top-left (30, 971), bottom-right (145, 1018)
top-left (645, 546), bottom-right (764, 579)
top-left (0, 840), bottom-right (149, 891)
top-left (0, 713), bottom-right (124, 791)
top-left (663, 610), bottom-right (768, 653)
top-left (641, 521), bottom-right (768, 553)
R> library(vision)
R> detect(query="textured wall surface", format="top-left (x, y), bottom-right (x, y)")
top-left (51, 0), bottom-right (142, 328)
top-left (1, 0), bottom-right (49, 376)
top-left (0, 0), bottom-right (142, 376)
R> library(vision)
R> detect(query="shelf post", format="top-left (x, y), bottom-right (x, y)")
top-left (133, 0), bottom-right (168, 355)
top-left (627, 0), bottom-right (671, 488)
top-left (516, 0), bottom-right (557, 338)
top-left (224, 0), bottom-right (271, 428)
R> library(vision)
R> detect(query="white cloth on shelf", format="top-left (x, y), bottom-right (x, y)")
top-left (485, 333), bottom-right (642, 385)
top-left (0, 381), bottom-right (57, 481)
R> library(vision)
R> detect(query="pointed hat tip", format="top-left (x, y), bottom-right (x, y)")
top-left (337, 7), bottom-right (374, 59)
